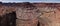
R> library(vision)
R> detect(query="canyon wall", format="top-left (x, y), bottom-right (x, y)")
top-left (0, 3), bottom-right (60, 26)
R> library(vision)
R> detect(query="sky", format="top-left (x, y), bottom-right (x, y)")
top-left (1, 0), bottom-right (60, 3)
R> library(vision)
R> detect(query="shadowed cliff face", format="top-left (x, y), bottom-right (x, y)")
top-left (0, 12), bottom-right (16, 26)
top-left (0, 3), bottom-right (60, 26)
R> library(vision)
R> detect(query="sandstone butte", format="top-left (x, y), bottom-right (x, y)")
top-left (0, 2), bottom-right (60, 26)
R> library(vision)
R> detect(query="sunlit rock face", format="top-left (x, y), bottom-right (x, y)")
top-left (0, 3), bottom-right (60, 26)
top-left (16, 4), bottom-right (57, 26)
top-left (16, 4), bottom-right (38, 26)
top-left (16, 4), bottom-right (60, 26)
top-left (0, 5), bottom-right (16, 16)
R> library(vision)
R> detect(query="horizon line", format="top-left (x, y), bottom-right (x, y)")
top-left (1, 1), bottom-right (60, 3)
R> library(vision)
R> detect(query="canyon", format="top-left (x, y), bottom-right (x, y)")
top-left (0, 2), bottom-right (60, 26)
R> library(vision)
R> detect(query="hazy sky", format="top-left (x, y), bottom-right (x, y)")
top-left (1, 0), bottom-right (60, 3)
